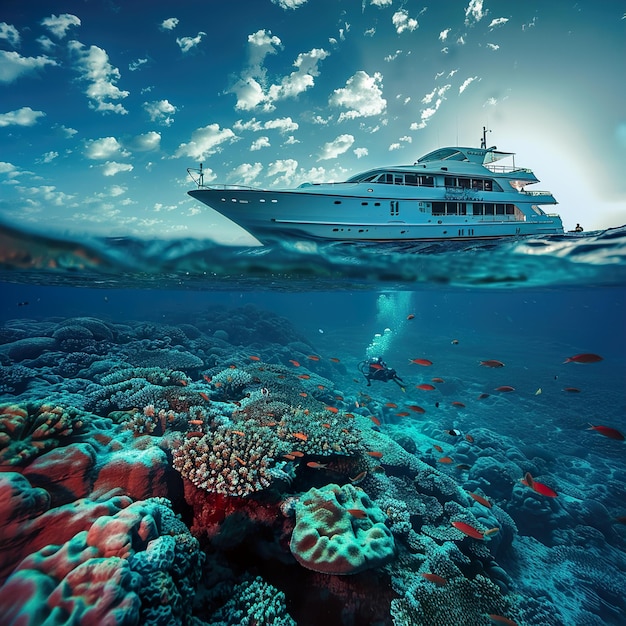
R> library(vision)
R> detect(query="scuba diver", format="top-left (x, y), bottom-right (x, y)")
top-left (359, 356), bottom-right (405, 390)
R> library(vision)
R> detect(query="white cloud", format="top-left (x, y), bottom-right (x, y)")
top-left (174, 123), bottom-right (236, 160)
top-left (85, 136), bottom-right (129, 160)
top-left (109, 185), bottom-right (126, 197)
top-left (411, 84), bottom-right (451, 130)
top-left (176, 32), bottom-right (206, 53)
top-left (264, 117), bottom-right (299, 133)
top-left (37, 36), bottom-right (55, 51)
top-left (230, 30), bottom-right (328, 111)
top-left (0, 107), bottom-right (46, 127)
top-left (0, 50), bottom-right (58, 84)
top-left (354, 147), bottom-right (368, 158)
top-left (385, 50), bottom-right (402, 62)
top-left (230, 162), bottom-right (263, 185)
top-left (68, 41), bottom-right (129, 114)
top-left (0, 22), bottom-right (20, 47)
top-left (0, 162), bottom-right (18, 176)
top-left (318, 134), bottom-right (354, 160)
top-left (41, 14), bottom-right (81, 39)
top-left (130, 131), bottom-right (161, 151)
top-left (271, 0), bottom-right (308, 9)
top-left (439, 28), bottom-right (451, 42)
top-left (60, 125), bottom-right (77, 138)
top-left (329, 71), bottom-right (387, 121)
top-left (459, 76), bottom-right (477, 93)
top-left (465, 0), bottom-right (486, 25)
top-left (389, 143), bottom-right (401, 151)
top-left (487, 43), bottom-right (500, 51)
top-left (364, 27), bottom-right (376, 37)
top-left (38, 151), bottom-right (58, 163)
top-left (101, 161), bottom-right (133, 176)
top-left (160, 17), bottom-right (179, 31)
top-left (392, 10), bottom-right (419, 34)
top-left (267, 159), bottom-right (298, 185)
top-left (143, 99), bottom-right (177, 125)
top-left (129, 58), bottom-right (148, 71)
top-left (23, 184), bottom-right (74, 206)
top-left (251, 136), bottom-right (270, 151)
top-left (489, 17), bottom-right (509, 29)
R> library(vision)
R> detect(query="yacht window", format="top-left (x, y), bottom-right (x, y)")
top-left (444, 176), bottom-right (456, 187)
top-left (459, 178), bottom-right (471, 189)
top-left (495, 203), bottom-right (505, 215)
top-left (421, 176), bottom-right (434, 187)
top-left (506, 204), bottom-right (515, 215)
top-left (405, 173), bottom-right (419, 185)
top-left (472, 179), bottom-right (484, 191)
top-left (484, 180), bottom-right (493, 192)
top-left (473, 203), bottom-right (484, 215)
top-left (433, 202), bottom-right (445, 215)
top-left (394, 174), bottom-right (404, 185)
top-left (484, 203), bottom-right (495, 215)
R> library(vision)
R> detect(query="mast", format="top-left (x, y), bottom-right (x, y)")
top-left (480, 126), bottom-right (490, 149)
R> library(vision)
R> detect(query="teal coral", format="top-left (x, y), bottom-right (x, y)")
top-left (290, 483), bottom-right (395, 575)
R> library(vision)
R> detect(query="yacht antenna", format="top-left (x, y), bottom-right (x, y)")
top-left (480, 126), bottom-right (491, 149)
top-left (199, 162), bottom-right (204, 187)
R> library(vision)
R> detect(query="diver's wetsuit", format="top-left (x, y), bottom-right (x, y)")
top-left (361, 357), bottom-right (405, 389)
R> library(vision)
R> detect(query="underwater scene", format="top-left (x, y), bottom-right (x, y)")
top-left (0, 225), bottom-right (625, 626)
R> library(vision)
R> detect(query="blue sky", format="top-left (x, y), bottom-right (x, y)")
top-left (1, 0), bottom-right (624, 243)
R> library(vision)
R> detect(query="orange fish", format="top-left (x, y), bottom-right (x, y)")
top-left (416, 383), bottom-right (436, 391)
top-left (203, 375), bottom-right (212, 383)
top-left (438, 456), bottom-right (453, 464)
top-left (306, 461), bottom-right (328, 469)
top-left (317, 384), bottom-right (325, 390)
top-left (587, 423), bottom-right (624, 440)
top-left (369, 416), bottom-right (381, 426)
top-left (344, 413), bottom-right (355, 419)
top-left (233, 456), bottom-right (246, 465)
top-left (231, 430), bottom-right (245, 436)
top-left (484, 527), bottom-right (500, 537)
top-left (407, 314), bottom-right (415, 320)
top-left (367, 451), bottom-right (383, 458)
top-left (451, 520), bottom-right (484, 540)
top-left (329, 357), bottom-right (341, 363)
top-left (465, 434), bottom-right (474, 443)
top-left (178, 379), bottom-right (187, 386)
top-left (298, 374), bottom-right (311, 379)
top-left (292, 432), bottom-right (308, 441)
top-left (451, 401), bottom-right (466, 408)
top-left (477, 392), bottom-right (490, 399)
top-left (290, 451), bottom-right (305, 457)
top-left (325, 406), bottom-right (339, 413)
top-left (467, 491), bottom-right (492, 508)
top-left (455, 464), bottom-right (471, 470)
top-left (433, 444), bottom-right (443, 453)
top-left (188, 419), bottom-right (204, 426)
top-left (480, 360), bottom-right (505, 368)
top-left (249, 355), bottom-right (260, 361)
top-left (488, 615), bottom-right (518, 626)
top-left (407, 405), bottom-right (425, 414)
top-left (186, 431), bottom-right (204, 438)
top-left (420, 573), bottom-right (447, 586)
top-left (369, 363), bottom-right (384, 371)
top-left (347, 509), bottom-right (368, 519)
top-left (563, 387), bottom-right (581, 393)
top-left (563, 353), bottom-right (603, 364)
top-left (307, 355), bottom-right (320, 361)
top-left (299, 392), bottom-right (308, 397)
top-left (431, 377), bottom-right (445, 383)
top-left (321, 423), bottom-right (331, 428)
top-left (385, 402), bottom-right (398, 408)
top-left (289, 360), bottom-right (301, 367)
top-left (199, 392), bottom-right (210, 402)
top-left (495, 386), bottom-right (515, 392)
top-left (349, 471), bottom-right (367, 483)
top-left (395, 412), bottom-right (410, 417)
top-left (410, 358), bottom-right (433, 366)
top-left (283, 454), bottom-right (296, 461)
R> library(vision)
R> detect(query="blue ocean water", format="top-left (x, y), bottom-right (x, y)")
top-left (0, 222), bottom-right (625, 625)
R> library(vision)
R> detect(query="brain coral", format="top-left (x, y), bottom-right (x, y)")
top-left (290, 483), bottom-right (395, 575)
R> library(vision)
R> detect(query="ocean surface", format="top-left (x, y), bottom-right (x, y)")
top-left (1, 221), bottom-right (625, 626)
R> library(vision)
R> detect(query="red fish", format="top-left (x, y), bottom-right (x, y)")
top-left (289, 359), bottom-right (301, 367)
top-left (298, 374), bottom-right (311, 379)
top-left (521, 472), bottom-right (558, 497)
top-left (416, 383), bottom-right (436, 391)
top-left (451, 520), bottom-right (484, 540)
top-left (587, 424), bottom-right (624, 440)
top-left (290, 451), bottom-right (305, 457)
top-left (433, 444), bottom-right (443, 453)
top-left (451, 401), bottom-right (466, 407)
top-left (369, 363), bottom-right (384, 370)
top-left (188, 419), bottom-right (203, 426)
top-left (406, 314), bottom-right (415, 320)
top-left (477, 393), bottom-right (490, 399)
top-left (410, 358), bottom-right (433, 366)
top-left (307, 355), bottom-right (320, 361)
top-left (367, 451), bottom-right (383, 458)
top-left (283, 454), bottom-right (296, 461)
top-left (306, 461), bottom-right (328, 469)
top-left (467, 491), bottom-right (492, 508)
top-left (495, 386), bottom-right (515, 392)
top-left (292, 432), bottom-right (308, 441)
top-left (349, 471), bottom-right (368, 483)
top-left (395, 412), bottom-right (410, 417)
top-left (563, 353), bottom-right (603, 364)
top-left (248, 355), bottom-right (260, 361)
top-left (421, 573), bottom-right (447, 586)
top-left (321, 423), bottom-right (331, 428)
top-left (563, 387), bottom-right (581, 393)
top-left (431, 377), bottom-right (445, 383)
top-left (480, 360), bottom-right (505, 368)
top-left (369, 416), bottom-right (381, 426)
top-left (385, 402), bottom-right (398, 408)
top-left (465, 434), bottom-right (474, 443)
top-left (199, 392), bottom-right (210, 402)
top-left (488, 615), bottom-right (518, 626)
top-left (203, 374), bottom-right (212, 383)
top-left (407, 405), bottom-right (425, 414)
top-left (325, 406), bottom-right (339, 413)
top-left (329, 357), bottom-right (341, 363)
top-left (299, 392), bottom-right (308, 397)
top-left (438, 456), bottom-right (453, 464)
top-left (231, 430), bottom-right (245, 436)
top-left (347, 509), bottom-right (367, 519)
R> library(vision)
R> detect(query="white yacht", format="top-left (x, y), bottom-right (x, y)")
top-left (187, 136), bottom-right (563, 244)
